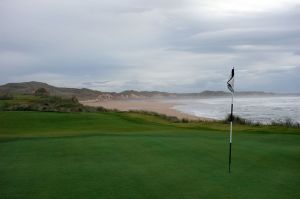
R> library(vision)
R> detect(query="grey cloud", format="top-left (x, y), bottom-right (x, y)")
top-left (82, 81), bottom-right (112, 87)
top-left (0, 0), bottom-right (299, 92)
top-left (160, 5), bottom-right (300, 55)
top-left (294, 50), bottom-right (300, 55)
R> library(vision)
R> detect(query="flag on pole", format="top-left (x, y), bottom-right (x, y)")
top-left (227, 67), bottom-right (234, 173)
top-left (227, 68), bottom-right (234, 93)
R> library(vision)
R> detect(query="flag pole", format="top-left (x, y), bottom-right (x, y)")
top-left (229, 91), bottom-right (233, 173)
top-left (227, 67), bottom-right (234, 173)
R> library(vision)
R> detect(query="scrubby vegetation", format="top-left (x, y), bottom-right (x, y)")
top-left (0, 93), bottom-right (94, 113)
top-left (1, 95), bottom-right (85, 112)
top-left (0, 89), bottom-right (118, 113)
top-left (0, 93), bottom-right (13, 100)
top-left (34, 87), bottom-right (50, 97)
top-left (125, 111), bottom-right (300, 128)
top-left (224, 114), bottom-right (300, 128)
top-left (270, 118), bottom-right (300, 128)
top-left (128, 110), bottom-right (184, 123)
top-left (224, 114), bottom-right (252, 125)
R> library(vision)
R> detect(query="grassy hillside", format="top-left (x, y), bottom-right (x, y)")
top-left (0, 81), bottom-right (105, 100)
top-left (0, 94), bottom-right (94, 113)
top-left (0, 111), bottom-right (299, 199)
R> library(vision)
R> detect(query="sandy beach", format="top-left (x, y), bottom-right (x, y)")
top-left (81, 99), bottom-right (206, 120)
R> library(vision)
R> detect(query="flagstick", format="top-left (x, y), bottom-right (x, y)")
top-left (229, 92), bottom-right (234, 173)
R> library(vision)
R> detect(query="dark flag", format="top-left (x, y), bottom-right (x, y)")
top-left (227, 68), bottom-right (234, 93)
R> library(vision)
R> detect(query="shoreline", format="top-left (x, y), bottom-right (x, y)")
top-left (80, 99), bottom-right (212, 121)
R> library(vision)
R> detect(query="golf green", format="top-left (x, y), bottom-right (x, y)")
top-left (0, 111), bottom-right (299, 199)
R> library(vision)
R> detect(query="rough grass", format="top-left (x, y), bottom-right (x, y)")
top-left (0, 95), bottom-right (89, 112)
top-left (224, 114), bottom-right (300, 128)
top-left (0, 111), bottom-right (299, 199)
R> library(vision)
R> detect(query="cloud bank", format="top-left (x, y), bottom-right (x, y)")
top-left (1, 0), bottom-right (300, 92)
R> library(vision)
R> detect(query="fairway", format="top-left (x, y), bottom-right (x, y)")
top-left (0, 111), bottom-right (299, 199)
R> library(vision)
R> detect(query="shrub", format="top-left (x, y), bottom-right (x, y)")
top-left (96, 106), bottom-right (110, 112)
top-left (224, 114), bottom-right (250, 124)
top-left (181, 118), bottom-right (190, 123)
top-left (34, 88), bottom-right (49, 97)
top-left (271, 118), bottom-right (300, 128)
top-left (0, 93), bottom-right (13, 100)
top-left (71, 96), bottom-right (79, 103)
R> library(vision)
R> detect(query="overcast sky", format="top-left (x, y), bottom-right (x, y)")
top-left (1, 0), bottom-right (300, 93)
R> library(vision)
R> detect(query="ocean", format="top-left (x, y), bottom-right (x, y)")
top-left (170, 96), bottom-right (300, 123)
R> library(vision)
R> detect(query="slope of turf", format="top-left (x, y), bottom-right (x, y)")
top-left (0, 111), bottom-right (299, 199)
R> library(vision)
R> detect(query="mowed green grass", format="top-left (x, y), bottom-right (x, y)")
top-left (0, 111), bottom-right (299, 199)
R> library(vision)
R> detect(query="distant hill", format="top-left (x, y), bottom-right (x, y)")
top-left (0, 81), bottom-right (106, 100)
top-left (0, 81), bottom-right (277, 100)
